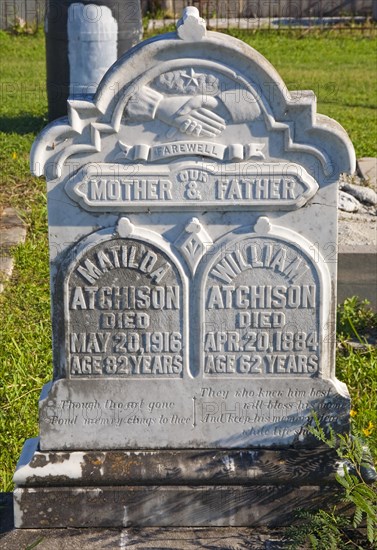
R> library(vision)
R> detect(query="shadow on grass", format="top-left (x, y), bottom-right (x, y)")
top-left (0, 115), bottom-right (48, 135)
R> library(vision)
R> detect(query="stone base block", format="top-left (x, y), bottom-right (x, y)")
top-left (338, 247), bottom-right (377, 310)
top-left (14, 438), bottom-right (344, 528)
top-left (14, 484), bottom-right (341, 529)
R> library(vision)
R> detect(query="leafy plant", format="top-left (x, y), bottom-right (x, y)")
top-left (8, 17), bottom-right (37, 35)
top-left (337, 297), bottom-right (377, 340)
top-left (336, 298), bottom-right (377, 463)
top-left (285, 508), bottom-right (350, 550)
top-left (285, 413), bottom-right (377, 549)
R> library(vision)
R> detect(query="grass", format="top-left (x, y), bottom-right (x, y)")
top-left (0, 29), bottom-right (50, 491)
top-left (228, 30), bottom-right (377, 158)
top-left (0, 28), bottom-right (377, 493)
top-left (0, 30), bottom-right (47, 211)
top-left (0, 233), bottom-right (51, 490)
top-left (336, 298), bottom-right (377, 458)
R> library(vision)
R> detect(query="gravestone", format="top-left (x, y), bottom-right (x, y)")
top-left (14, 7), bottom-right (356, 527)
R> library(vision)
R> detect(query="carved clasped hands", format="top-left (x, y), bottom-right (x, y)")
top-left (157, 95), bottom-right (226, 138)
top-left (125, 86), bottom-right (226, 138)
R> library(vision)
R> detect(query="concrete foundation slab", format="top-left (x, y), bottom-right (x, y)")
top-left (13, 441), bottom-right (344, 529)
top-left (1, 524), bottom-right (285, 550)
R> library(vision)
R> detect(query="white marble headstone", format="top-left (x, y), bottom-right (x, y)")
top-left (32, 7), bottom-right (355, 451)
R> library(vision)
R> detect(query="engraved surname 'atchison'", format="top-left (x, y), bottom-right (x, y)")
top-left (206, 284), bottom-right (316, 309)
top-left (210, 244), bottom-right (310, 283)
top-left (76, 243), bottom-right (171, 284)
top-left (70, 285), bottom-right (180, 310)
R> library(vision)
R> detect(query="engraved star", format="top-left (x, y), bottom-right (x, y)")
top-left (181, 68), bottom-right (201, 88)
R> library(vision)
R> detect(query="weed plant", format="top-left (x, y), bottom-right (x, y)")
top-left (285, 412), bottom-right (377, 549)
top-left (285, 300), bottom-right (377, 549)
top-left (336, 298), bottom-right (377, 463)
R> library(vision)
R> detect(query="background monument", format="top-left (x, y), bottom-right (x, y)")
top-left (45, 0), bottom-right (143, 120)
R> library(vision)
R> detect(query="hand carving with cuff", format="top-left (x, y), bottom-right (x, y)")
top-left (125, 85), bottom-right (226, 138)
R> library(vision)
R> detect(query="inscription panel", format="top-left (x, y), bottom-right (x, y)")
top-left (65, 236), bottom-right (186, 378)
top-left (201, 230), bottom-right (322, 378)
top-left (195, 381), bottom-right (349, 447)
top-left (38, 378), bottom-right (349, 449)
top-left (65, 161), bottom-right (318, 211)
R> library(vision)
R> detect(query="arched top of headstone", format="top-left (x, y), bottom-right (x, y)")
top-left (32, 7), bottom-right (355, 182)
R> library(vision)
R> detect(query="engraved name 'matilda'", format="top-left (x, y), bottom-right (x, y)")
top-left (68, 241), bottom-right (183, 377)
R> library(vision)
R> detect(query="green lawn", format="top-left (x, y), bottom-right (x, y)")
top-left (229, 30), bottom-right (377, 158)
top-left (0, 28), bottom-right (376, 493)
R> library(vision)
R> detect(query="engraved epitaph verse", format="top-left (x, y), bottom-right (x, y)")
top-left (196, 383), bottom-right (347, 441)
top-left (66, 238), bottom-right (185, 378)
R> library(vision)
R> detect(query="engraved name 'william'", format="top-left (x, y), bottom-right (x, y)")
top-left (204, 240), bottom-right (319, 376)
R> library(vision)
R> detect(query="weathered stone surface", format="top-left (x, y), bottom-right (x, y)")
top-left (0, 524), bottom-right (287, 550)
top-left (15, 7), bottom-right (357, 528)
top-left (0, 527), bottom-right (284, 550)
top-left (14, 438), bottom-right (342, 487)
top-left (340, 182), bottom-right (377, 206)
top-left (0, 208), bottom-right (27, 292)
top-left (32, 14), bottom-right (354, 446)
top-left (37, 212), bottom-right (351, 450)
top-left (37, 377), bottom-right (349, 450)
top-left (338, 249), bottom-right (377, 310)
top-left (338, 190), bottom-right (361, 212)
top-left (357, 157), bottom-right (377, 188)
top-left (14, 485), bottom-right (341, 529)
